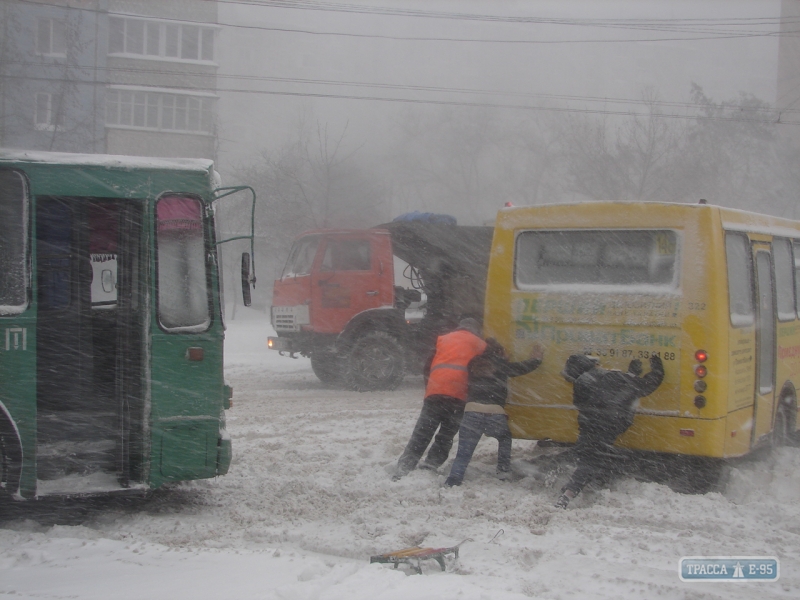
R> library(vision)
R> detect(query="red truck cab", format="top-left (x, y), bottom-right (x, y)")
top-left (269, 220), bottom-right (493, 391)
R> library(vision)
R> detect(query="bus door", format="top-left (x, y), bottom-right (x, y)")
top-left (0, 169), bottom-right (33, 498)
top-left (35, 197), bottom-right (144, 492)
top-left (752, 245), bottom-right (777, 445)
top-left (150, 194), bottom-right (219, 484)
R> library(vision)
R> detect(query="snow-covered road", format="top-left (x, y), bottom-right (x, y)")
top-left (1, 313), bottom-right (799, 599)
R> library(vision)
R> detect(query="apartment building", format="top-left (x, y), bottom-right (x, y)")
top-left (0, 0), bottom-right (218, 159)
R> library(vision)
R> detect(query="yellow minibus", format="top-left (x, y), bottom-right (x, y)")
top-left (484, 201), bottom-right (800, 459)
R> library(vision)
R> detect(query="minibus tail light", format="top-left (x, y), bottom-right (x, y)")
top-left (694, 350), bottom-right (708, 363)
top-left (695, 365), bottom-right (707, 378)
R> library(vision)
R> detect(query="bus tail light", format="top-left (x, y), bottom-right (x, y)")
top-left (694, 349), bottom-right (708, 363)
top-left (694, 395), bottom-right (706, 409)
top-left (695, 365), bottom-right (707, 378)
top-left (680, 429), bottom-right (695, 437)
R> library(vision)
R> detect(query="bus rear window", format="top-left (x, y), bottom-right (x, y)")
top-left (156, 195), bottom-right (210, 332)
top-left (515, 229), bottom-right (679, 290)
top-left (0, 170), bottom-right (29, 313)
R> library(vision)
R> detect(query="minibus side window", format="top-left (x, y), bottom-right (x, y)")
top-left (725, 232), bottom-right (754, 327)
top-left (156, 195), bottom-right (210, 332)
top-left (793, 241), bottom-right (800, 317)
top-left (773, 238), bottom-right (795, 322)
top-left (0, 170), bottom-right (28, 314)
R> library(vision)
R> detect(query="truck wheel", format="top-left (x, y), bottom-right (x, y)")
top-left (345, 331), bottom-right (406, 392)
top-left (310, 350), bottom-right (343, 385)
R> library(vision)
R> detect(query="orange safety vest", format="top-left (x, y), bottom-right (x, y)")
top-left (425, 329), bottom-right (487, 401)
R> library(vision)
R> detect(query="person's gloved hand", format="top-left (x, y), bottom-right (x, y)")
top-left (649, 354), bottom-right (663, 371)
top-left (627, 359), bottom-right (643, 376)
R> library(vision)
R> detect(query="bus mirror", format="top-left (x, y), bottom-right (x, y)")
top-left (241, 252), bottom-right (252, 307)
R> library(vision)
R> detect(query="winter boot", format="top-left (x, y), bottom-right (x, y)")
top-left (554, 488), bottom-right (577, 509)
top-left (497, 469), bottom-right (513, 481)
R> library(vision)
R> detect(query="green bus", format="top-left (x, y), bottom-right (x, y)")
top-left (0, 150), bottom-right (255, 500)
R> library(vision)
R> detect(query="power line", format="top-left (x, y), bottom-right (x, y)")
top-left (15, 0), bottom-right (793, 45)
top-left (2, 72), bottom-right (791, 125)
top-left (9, 58), bottom-right (795, 116)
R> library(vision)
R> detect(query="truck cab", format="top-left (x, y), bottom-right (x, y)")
top-left (269, 221), bottom-right (493, 391)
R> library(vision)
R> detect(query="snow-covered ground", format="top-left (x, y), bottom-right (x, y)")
top-left (2, 310), bottom-right (799, 599)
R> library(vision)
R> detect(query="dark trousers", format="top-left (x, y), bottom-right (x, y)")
top-left (397, 395), bottom-right (465, 475)
top-left (446, 411), bottom-right (512, 485)
top-left (563, 413), bottom-right (629, 495)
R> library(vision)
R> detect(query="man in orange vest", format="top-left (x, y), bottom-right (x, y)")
top-left (393, 318), bottom-right (487, 480)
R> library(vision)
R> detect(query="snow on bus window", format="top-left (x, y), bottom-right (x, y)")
top-left (156, 195), bottom-right (210, 332)
top-left (725, 232), bottom-right (755, 328)
top-left (0, 170), bottom-right (28, 314)
top-left (515, 229), bottom-right (678, 290)
top-left (773, 238), bottom-right (795, 322)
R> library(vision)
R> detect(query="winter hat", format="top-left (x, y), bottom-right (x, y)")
top-left (457, 317), bottom-right (482, 336)
top-left (561, 354), bottom-right (599, 382)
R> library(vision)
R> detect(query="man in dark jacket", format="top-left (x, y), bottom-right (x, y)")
top-left (444, 339), bottom-right (544, 487)
top-left (555, 353), bottom-right (664, 508)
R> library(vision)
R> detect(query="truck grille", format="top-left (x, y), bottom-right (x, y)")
top-left (272, 305), bottom-right (309, 332)
top-left (274, 313), bottom-right (297, 331)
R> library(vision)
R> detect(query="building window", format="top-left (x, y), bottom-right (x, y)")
top-left (108, 16), bottom-right (215, 62)
top-left (106, 90), bottom-right (215, 134)
top-left (37, 18), bottom-right (66, 56)
top-left (34, 93), bottom-right (58, 130)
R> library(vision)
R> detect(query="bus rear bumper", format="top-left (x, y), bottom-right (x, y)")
top-left (217, 429), bottom-right (232, 475)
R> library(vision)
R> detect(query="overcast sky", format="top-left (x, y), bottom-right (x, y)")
top-left (215, 0), bottom-right (783, 170)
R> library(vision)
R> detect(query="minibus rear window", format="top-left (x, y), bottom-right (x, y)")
top-left (725, 232), bottom-right (755, 328)
top-left (0, 170), bottom-right (28, 314)
top-left (515, 229), bottom-right (678, 290)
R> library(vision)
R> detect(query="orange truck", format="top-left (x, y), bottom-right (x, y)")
top-left (267, 217), bottom-right (493, 391)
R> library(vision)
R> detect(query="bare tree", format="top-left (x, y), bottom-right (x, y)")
top-left (560, 88), bottom-right (684, 202)
top-left (219, 115), bottom-right (389, 315)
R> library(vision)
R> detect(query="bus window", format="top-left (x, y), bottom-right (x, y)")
top-left (281, 236), bottom-right (319, 278)
top-left (0, 170), bottom-right (28, 314)
top-left (793, 240), bottom-right (800, 317)
top-left (156, 195), bottom-right (210, 331)
top-left (37, 198), bottom-right (72, 312)
top-left (515, 229), bottom-right (678, 289)
top-left (755, 251), bottom-right (776, 394)
top-left (89, 203), bottom-right (119, 310)
top-left (773, 238), bottom-right (795, 322)
top-left (725, 232), bottom-right (754, 327)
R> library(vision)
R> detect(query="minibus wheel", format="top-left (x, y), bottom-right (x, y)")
top-left (772, 397), bottom-right (797, 448)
